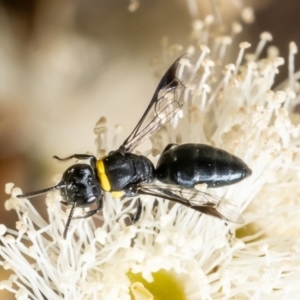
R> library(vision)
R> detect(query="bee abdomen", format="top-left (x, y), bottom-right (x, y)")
top-left (155, 143), bottom-right (252, 188)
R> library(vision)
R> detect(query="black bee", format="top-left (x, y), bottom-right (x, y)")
top-left (17, 56), bottom-right (252, 238)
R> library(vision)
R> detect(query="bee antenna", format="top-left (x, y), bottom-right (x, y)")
top-left (17, 184), bottom-right (64, 199)
top-left (63, 202), bottom-right (77, 239)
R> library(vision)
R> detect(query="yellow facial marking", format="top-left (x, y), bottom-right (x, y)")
top-left (111, 191), bottom-right (125, 199)
top-left (96, 159), bottom-right (111, 192)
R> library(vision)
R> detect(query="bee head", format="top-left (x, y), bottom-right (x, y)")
top-left (59, 164), bottom-right (103, 207)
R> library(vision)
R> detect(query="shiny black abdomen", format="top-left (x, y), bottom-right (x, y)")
top-left (155, 144), bottom-right (252, 188)
top-left (103, 151), bottom-right (155, 191)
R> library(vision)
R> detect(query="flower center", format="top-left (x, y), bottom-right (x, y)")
top-left (127, 270), bottom-right (186, 300)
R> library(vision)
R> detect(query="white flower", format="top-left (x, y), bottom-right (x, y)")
top-left (1, 9), bottom-right (300, 300)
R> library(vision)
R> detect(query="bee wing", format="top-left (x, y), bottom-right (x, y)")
top-left (136, 183), bottom-right (244, 224)
top-left (120, 56), bottom-right (186, 153)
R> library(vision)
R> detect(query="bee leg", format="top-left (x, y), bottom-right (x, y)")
top-left (73, 209), bottom-right (99, 219)
top-left (60, 201), bottom-right (68, 206)
top-left (161, 143), bottom-right (178, 154)
top-left (73, 196), bottom-right (103, 219)
top-left (53, 154), bottom-right (96, 162)
top-left (130, 198), bottom-right (143, 223)
top-left (122, 185), bottom-right (142, 223)
top-left (54, 154), bottom-right (97, 171)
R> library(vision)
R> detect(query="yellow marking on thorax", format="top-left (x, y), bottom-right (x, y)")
top-left (111, 191), bottom-right (125, 198)
top-left (96, 159), bottom-right (111, 192)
